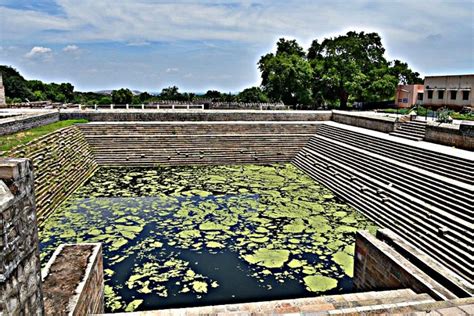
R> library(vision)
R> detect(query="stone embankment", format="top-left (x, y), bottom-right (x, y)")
top-left (293, 121), bottom-right (474, 290)
top-left (6, 126), bottom-right (97, 225)
top-left (78, 122), bottom-right (321, 166)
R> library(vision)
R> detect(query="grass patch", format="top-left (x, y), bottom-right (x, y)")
top-left (0, 119), bottom-right (88, 154)
top-left (451, 112), bottom-right (474, 121)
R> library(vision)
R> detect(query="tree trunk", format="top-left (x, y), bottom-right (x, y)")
top-left (339, 92), bottom-right (348, 110)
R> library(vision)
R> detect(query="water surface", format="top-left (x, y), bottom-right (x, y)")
top-left (39, 164), bottom-right (377, 312)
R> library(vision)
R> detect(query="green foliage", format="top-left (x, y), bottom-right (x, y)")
top-left (258, 52), bottom-right (313, 107)
top-left (0, 120), bottom-right (88, 153)
top-left (258, 31), bottom-right (420, 108)
top-left (98, 96), bottom-right (112, 105)
top-left (436, 107), bottom-right (452, 123)
top-left (160, 86), bottom-right (180, 100)
top-left (451, 112), bottom-right (474, 121)
top-left (111, 88), bottom-right (133, 104)
top-left (237, 87), bottom-right (269, 103)
top-left (0, 66), bottom-right (34, 102)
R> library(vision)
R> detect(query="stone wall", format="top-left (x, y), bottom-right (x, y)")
top-left (0, 158), bottom-right (44, 315)
top-left (425, 121), bottom-right (474, 150)
top-left (353, 230), bottom-right (460, 300)
top-left (60, 109), bottom-right (332, 122)
top-left (0, 112), bottom-right (59, 136)
top-left (6, 126), bottom-right (98, 225)
top-left (332, 110), bottom-right (401, 133)
top-left (42, 243), bottom-right (104, 315)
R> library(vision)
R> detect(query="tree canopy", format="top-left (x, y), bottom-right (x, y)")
top-left (258, 32), bottom-right (422, 108)
top-left (111, 88), bottom-right (133, 104)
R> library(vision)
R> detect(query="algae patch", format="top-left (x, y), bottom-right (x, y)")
top-left (39, 163), bottom-right (377, 312)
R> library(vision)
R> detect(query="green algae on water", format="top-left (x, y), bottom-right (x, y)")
top-left (39, 163), bottom-right (377, 312)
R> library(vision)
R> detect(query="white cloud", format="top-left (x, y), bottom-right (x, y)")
top-left (63, 44), bottom-right (79, 52)
top-left (25, 46), bottom-right (52, 58)
top-left (166, 67), bottom-right (179, 73)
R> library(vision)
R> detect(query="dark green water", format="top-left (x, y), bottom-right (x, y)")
top-left (39, 164), bottom-right (377, 312)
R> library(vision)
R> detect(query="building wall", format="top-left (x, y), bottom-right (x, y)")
top-left (423, 75), bottom-right (474, 109)
top-left (395, 84), bottom-right (424, 108)
top-left (0, 158), bottom-right (44, 315)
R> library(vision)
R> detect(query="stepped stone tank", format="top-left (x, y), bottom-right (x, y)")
top-left (1, 109), bottom-right (473, 314)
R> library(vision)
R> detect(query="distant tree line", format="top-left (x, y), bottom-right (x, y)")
top-left (0, 31), bottom-right (421, 108)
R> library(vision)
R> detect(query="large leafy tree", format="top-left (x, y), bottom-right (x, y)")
top-left (258, 39), bottom-right (313, 107)
top-left (111, 88), bottom-right (133, 104)
top-left (259, 32), bottom-right (421, 109)
top-left (308, 31), bottom-right (395, 108)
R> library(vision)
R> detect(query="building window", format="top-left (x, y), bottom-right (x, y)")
top-left (463, 90), bottom-right (470, 100)
top-left (438, 90), bottom-right (444, 99)
top-left (450, 90), bottom-right (457, 100)
top-left (417, 92), bottom-right (423, 101)
top-left (427, 90), bottom-right (433, 99)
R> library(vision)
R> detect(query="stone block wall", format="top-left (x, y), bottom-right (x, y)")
top-left (425, 121), bottom-right (474, 150)
top-left (353, 230), bottom-right (459, 300)
top-left (0, 158), bottom-right (44, 315)
top-left (332, 111), bottom-right (399, 133)
top-left (6, 126), bottom-right (98, 225)
top-left (0, 112), bottom-right (59, 136)
top-left (60, 110), bottom-right (333, 122)
top-left (42, 243), bottom-right (104, 315)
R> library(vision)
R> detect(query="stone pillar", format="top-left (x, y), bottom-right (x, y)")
top-left (0, 158), bottom-right (44, 315)
top-left (0, 75), bottom-right (6, 107)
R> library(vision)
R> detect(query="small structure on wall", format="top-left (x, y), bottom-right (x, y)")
top-left (423, 74), bottom-right (473, 109)
top-left (395, 84), bottom-right (424, 108)
top-left (0, 75), bottom-right (6, 107)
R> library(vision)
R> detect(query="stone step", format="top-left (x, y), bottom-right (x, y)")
top-left (119, 289), bottom-right (428, 315)
top-left (294, 151), bottom-right (473, 273)
top-left (389, 132), bottom-right (424, 141)
top-left (293, 153), bottom-right (473, 283)
top-left (306, 137), bottom-right (473, 223)
top-left (316, 127), bottom-right (456, 168)
top-left (317, 125), bottom-right (473, 183)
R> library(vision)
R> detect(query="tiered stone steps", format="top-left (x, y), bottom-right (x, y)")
top-left (111, 289), bottom-right (440, 315)
top-left (292, 123), bottom-right (474, 287)
top-left (315, 123), bottom-right (473, 185)
top-left (390, 120), bottom-right (427, 141)
top-left (78, 122), bottom-right (321, 166)
top-left (6, 126), bottom-right (97, 225)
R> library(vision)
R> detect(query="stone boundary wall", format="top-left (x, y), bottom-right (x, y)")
top-left (0, 158), bottom-right (43, 315)
top-left (376, 229), bottom-right (473, 297)
top-left (332, 111), bottom-right (402, 133)
top-left (0, 112), bottom-right (59, 136)
top-left (6, 126), bottom-right (98, 225)
top-left (42, 243), bottom-right (104, 315)
top-left (59, 110), bottom-right (332, 122)
top-left (425, 121), bottom-right (474, 150)
top-left (353, 230), bottom-right (460, 300)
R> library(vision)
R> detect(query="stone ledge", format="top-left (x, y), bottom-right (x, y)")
top-left (42, 243), bottom-right (104, 315)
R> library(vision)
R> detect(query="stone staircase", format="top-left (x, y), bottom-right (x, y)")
top-left (390, 120), bottom-right (427, 141)
top-left (110, 289), bottom-right (474, 315)
top-left (78, 122), bottom-right (321, 166)
top-left (293, 123), bottom-right (474, 287)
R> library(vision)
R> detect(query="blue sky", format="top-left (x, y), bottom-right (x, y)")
top-left (0, 0), bottom-right (473, 92)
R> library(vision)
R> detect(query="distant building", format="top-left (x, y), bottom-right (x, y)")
top-left (395, 84), bottom-right (424, 108)
top-left (0, 75), bottom-right (6, 107)
top-left (423, 74), bottom-right (473, 109)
